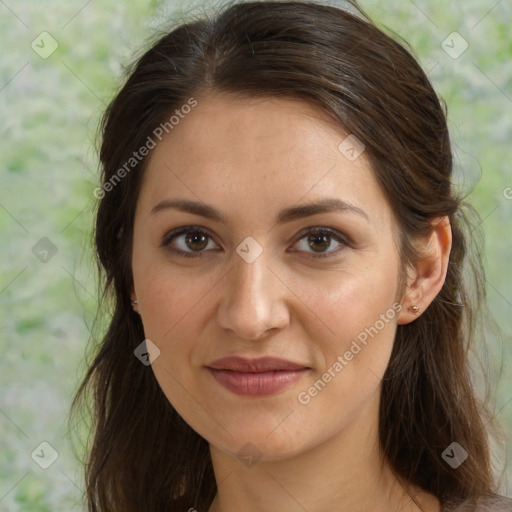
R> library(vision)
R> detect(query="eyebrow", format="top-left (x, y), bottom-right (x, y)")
top-left (150, 197), bottom-right (369, 225)
top-left (151, 198), bottom-right (370, 224)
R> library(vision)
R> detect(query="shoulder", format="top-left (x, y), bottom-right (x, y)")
top-left (442, 494), bottom-right (512, 511)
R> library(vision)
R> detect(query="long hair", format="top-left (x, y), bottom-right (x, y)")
top-left (69, 1), bottom-right (503, 510)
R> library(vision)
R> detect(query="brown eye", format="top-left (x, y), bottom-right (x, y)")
top-left (161, 226), bottom-right (349, 260)
top-left (292, 227), bottom-right (350, 259)
top-left (307, 233), bottom-right (331, 252)
top-left (161, 227), bottom-right (218, 258)
top-left (184, 232), bottom-right (209, 251)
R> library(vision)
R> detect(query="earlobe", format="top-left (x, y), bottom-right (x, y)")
top-left (130, 286), bottom-right (139, 313)
top-left (397, 216), bottom-right (452, 325)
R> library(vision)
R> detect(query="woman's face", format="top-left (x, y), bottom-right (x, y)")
top-left (131, 93), bottom-right (407, 461)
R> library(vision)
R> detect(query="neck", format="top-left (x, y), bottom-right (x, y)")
top-left (207, 391), bottom-right (440, 512)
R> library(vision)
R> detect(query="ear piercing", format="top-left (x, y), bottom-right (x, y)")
top-left (131, 300), bottom-right (138, 306)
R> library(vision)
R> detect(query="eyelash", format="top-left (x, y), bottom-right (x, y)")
top-left (160, 225), bottom-right (351, 260)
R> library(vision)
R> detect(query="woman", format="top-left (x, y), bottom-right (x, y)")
top-left (70, 1), bottom-right (512, 510)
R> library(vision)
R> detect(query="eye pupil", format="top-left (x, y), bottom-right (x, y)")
top-left (187, 232), bottom-right (208, 251)
top-left (308, 234), bottom-right (330, 252)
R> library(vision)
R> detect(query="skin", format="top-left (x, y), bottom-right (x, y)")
top-left (130, 93), bottom-right (452, 512)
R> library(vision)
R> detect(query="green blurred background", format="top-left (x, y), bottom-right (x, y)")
top-left (1, 0), bottom-right (511, 509)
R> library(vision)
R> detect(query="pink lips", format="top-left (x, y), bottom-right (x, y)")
top-left (206, 356), bottom-right (310, 397)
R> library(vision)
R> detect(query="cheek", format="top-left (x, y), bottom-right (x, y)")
top-left (300, 286), bottom-right (398, 394)
top-left (291, 285), bottom-right (398, 452)
top-left (290, 259), bottom-right (400, 414)
top-left (132, 263), bottom-right (220, 436)
top-left (290, 255), bottom-right (400, 347)
top-left (132, 250), bottom-right (219, 343)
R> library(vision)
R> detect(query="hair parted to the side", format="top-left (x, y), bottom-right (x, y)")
top-left (69, 1), bottom-right (504, 510)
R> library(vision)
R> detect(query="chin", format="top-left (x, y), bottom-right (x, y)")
top-left (206, 418), bottom-right (316, 463)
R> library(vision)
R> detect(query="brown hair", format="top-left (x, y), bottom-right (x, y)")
top-left (69, 1), bottom-right (503, 510)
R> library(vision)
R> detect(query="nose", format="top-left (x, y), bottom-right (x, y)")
top-left (216, 249), bottom-right (290, 341)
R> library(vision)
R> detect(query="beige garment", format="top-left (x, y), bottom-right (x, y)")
top-left (442, 494), bottom-right (512, 511)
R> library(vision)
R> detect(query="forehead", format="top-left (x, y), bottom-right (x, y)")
top-left (137, 93), bottom-right (393, 229)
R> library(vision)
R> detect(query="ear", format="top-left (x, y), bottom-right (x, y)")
top-left (130, 285), bottom-right (139, 313)
top-left (397, 216), bottom-right (452, 325)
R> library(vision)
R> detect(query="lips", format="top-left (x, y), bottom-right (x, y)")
top-left (207, 356), bottom-right (308, 372)
top-left (206, 356), bottom-right (310, 396)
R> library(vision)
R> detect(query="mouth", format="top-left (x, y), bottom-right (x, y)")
top-left (205, 356), bottom-right (311, 396)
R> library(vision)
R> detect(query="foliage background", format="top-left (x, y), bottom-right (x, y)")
top-left (1, 0), bottom-right (511, 509)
